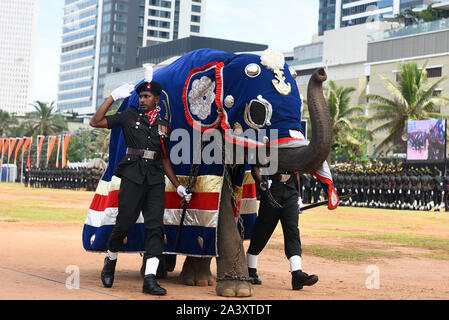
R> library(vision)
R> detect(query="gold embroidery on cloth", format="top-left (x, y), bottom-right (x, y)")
top-left (165, 175), bottom-right (223, 193)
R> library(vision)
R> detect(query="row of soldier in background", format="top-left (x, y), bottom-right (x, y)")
top-left (24, 166), bottom-right (105, 191)
top-left (327, 163), bottom-right (449, 212)
top-left (21, 158), bottom-right (449, 212)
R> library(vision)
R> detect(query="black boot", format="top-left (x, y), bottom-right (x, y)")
top-left (248, 268), bottom-right (262, 285)
top-left (142, 274), bottom-right (167, 295)
top-left (291, 270), bottom-right (318, 290)
top-left (101, 257), bottom-right (117, 288)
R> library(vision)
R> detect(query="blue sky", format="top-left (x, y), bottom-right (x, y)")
top-left (32, 0), bottom-right (318, 103)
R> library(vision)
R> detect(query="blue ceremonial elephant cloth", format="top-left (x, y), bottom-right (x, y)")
top-left (83, 49), bottom-right (265, 257)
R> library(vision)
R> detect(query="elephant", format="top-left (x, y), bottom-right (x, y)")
top-left (82, 48), bottom-right (338, 297)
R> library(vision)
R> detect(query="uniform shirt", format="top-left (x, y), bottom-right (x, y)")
top-left (434, 175), bottom-right (443, 191)
top-left (106, 105), bottom-right (170, 185)
top-left (421, 174), bottom-right (431, 191)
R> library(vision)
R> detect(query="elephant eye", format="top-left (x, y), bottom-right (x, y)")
top-left (244, 95), bottom-right (273, 129)
top-left (245, 63), bottom-right (261, 78)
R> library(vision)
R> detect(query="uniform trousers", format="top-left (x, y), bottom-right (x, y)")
top-left (248, 180), bottom-right (301, 259)
top-left (445, 188), bottom-right (449, 210)
top-left (108, 176), bottom-right (165, 258)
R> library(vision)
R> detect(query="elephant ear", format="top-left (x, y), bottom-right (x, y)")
top-left (182, 62), bottom-right (225, 132)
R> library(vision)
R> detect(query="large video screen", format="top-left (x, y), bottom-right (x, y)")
top-left (407, 119), bottom-right (446, 161)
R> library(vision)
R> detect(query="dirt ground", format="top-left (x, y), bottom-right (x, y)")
top-left (1, 185), bottom-right (449, 302)
top-left (1, 219), bottom-right (449, 301)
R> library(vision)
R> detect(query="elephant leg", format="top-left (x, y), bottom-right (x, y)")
top-left (180, 256), bottom-right (215, 287)
top-left (166, 254), bottom-right (177, 272)
top-left (216, 180), bottom-right (254, 297)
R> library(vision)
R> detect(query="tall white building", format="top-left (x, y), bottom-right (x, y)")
top-left (57, 0), bottom-right (206, 115)
top-left (0, 0), bottom-right (39, 115)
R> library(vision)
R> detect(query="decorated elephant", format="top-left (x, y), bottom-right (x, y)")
top-left (83, 48), bottom-right (338, 297)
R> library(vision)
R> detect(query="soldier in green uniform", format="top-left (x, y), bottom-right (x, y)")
top-left (335, 168), bottom-right (344, 203)
top-left (422, 168), bottom-right (432, 211)
top-left (352, 170), bottom-right (361, 207)
top-left (300, 173), bottom-right (312, 204)
top-left (409, 168), bottom-right (419, 210)
top-left (433, 167), bottom-right (444, 211)
top-left (394, 169), bottom-right (403, 209)
top-left (361, 170), bottom-right (370, 207)
top-left (379, 169), bottom-right (387, 208)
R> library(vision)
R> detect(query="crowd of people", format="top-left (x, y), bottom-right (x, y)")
top-left (24, 166), bottom-right (105, 191)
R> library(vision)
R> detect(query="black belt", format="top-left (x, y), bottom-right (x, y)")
top-left (126, 148), bottom-right (160, 160)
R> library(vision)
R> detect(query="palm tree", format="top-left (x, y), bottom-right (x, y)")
top-left (394, 7), bottom-right (420, 26)
top-left (324, 81), bottom-right (371, 160)
top-left (0, 109), bottom-right (18, 137)
top-left (366, 61), bottom-right (449, 153)
top-left (25, 101), bottom-right (68, 136)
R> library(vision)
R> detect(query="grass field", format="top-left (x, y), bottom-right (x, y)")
top-left (2, 182), bottom-right (449, 262)
top-left (0, 183), bottom-right (91, 223)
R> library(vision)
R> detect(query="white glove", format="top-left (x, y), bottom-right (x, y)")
top-left (259, 179), bottom-right (272, 191)
top-left (177, 185), bottom-right (192, 203)
top-left (297, 197), bottom-right (304, 214)
top-left (111, 83), bottom-right (135, 101)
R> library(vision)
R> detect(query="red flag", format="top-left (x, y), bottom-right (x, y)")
top-left (21, 138), bottom-right (31, 169)
top-left (14, 138), bottom-right (24, 165)
top-left (36, 136), bottom-right (45, 168)
top-left (2, 139), bottom-right (10, 160)
top-left (0, 139), bottom-right (3, 165)
top-left (26, 137), bottom-right (32, 169)
top-left (46, 136), bottom-right (57, 166)
top-left (62, 135), bottom-right (71, 168)
top-left (21, 138), bottom-right (31, 157)
top-left (8, 138), bottom-right (16, 161)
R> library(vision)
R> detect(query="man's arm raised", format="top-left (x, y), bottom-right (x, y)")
top-left (90, 83), bottom-right (135, 128)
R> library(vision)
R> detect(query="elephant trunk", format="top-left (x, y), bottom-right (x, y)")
top-left (277, 68), bottom-right (332, 172)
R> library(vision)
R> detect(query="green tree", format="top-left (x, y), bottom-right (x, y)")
top-left (0, 109), bottom-right (18, 137)
top-left (25, 101), bottom-right (68, 137)
top-left (419, 3), bottom-right (438, 22)
top-left (394, 7), bottom-right (420, 26)
top-left (324, 81), bottom-right (371, 162)
top-left (366, 61), bottom-right (449, 154)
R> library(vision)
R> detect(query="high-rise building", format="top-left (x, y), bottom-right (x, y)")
top-left (0, 0), bottom-right (39, 115)
top-left (318, 0), bottom-right (447, 35)
top-left (58, 0), bottom-right (206, 115)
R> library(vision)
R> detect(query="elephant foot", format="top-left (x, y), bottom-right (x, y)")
top-left (216, 280), bottom-right (254, 297)
top-left (180, 256), bottom-right (215, 287)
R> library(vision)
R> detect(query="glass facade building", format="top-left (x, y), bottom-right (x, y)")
top-left (319, 0), bottom-right (443, 35)
top-left (57, 0), bottom-right (206, 114)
